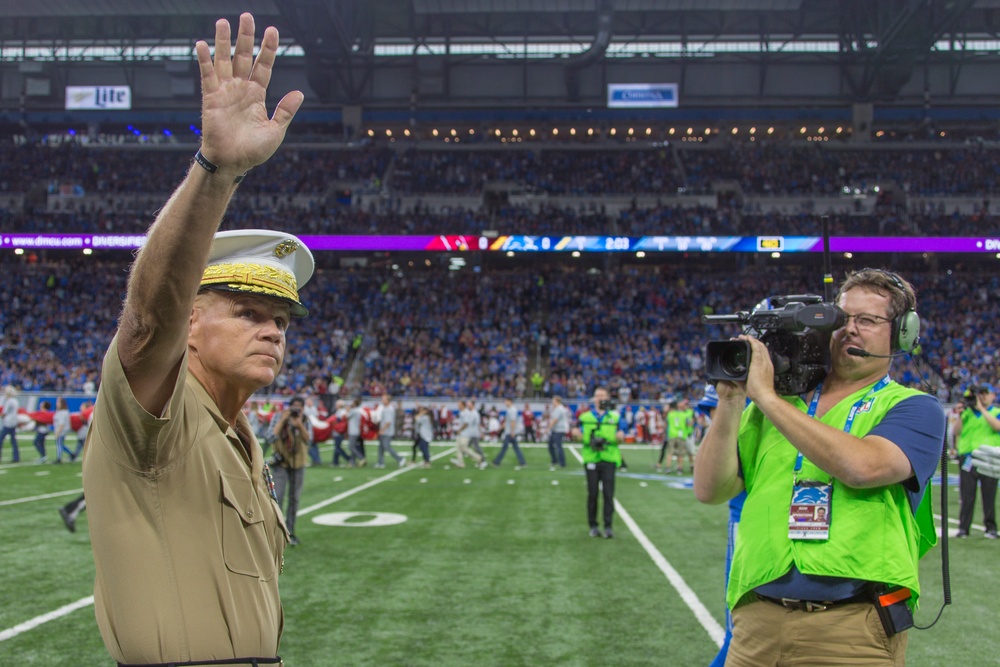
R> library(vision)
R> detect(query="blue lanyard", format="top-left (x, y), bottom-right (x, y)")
top-left (794, 375), bottom-right (891, 475)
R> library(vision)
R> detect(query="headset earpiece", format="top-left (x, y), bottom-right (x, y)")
top-left (861, 267), bottom-right (920, 354)
top-left (892, 309), bottom-right (920, 353)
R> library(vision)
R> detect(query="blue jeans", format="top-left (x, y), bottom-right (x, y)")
top-left (34, 431), bottom-right (48, 458)
top-left (548, 431), bottom-right (566, 467)
top-left (494, 434), bottom-right (526, 466)
top-left (414, 437), bottom-right (431, 462)
top-left (56, 434), bottom-right (75, 462)
top-left (331, 434), bottom-right (352, 465)
top-left (377, 435), bottom-right (404, 466)
top-left (0, 426), bottom-right (21, 462)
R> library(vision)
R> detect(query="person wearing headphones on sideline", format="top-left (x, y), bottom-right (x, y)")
top-left (694, 268), bottom-right (945, 665)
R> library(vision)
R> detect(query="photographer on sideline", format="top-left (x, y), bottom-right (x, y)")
top-left (573, 386), bottom-right (624, 539)
top-left (271, 396), bottom-right (310, 545)
top-left (951, 383), bottom-right (1000, 538)
top-left (694, 268), bottom-right (945, 666)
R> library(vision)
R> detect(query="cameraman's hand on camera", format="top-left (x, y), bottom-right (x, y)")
top-left (739, 335), bottom-right (779, 407)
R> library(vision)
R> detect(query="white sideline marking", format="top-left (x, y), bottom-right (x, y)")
top-left (933, 513), bottom-right (985, 537)
top-left (296, 447), bottom-right (454, 517)
top-left (568, 445), bottom-right (725, 648)
top-left (0, 596), bottom-right (94, 642)
top-left (0, 488), bottom-right (83, 507)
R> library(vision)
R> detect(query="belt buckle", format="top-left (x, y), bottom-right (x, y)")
top-left (781, 597), bottom-right (827, 612)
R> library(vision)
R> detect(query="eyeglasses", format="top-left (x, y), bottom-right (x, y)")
top-left (843, 313), bottom-right (892, 330)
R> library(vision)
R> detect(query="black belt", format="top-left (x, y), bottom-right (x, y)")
top-left (118, 658), bottom-right (281, 667)
top-left (756, 591), bottom-right (870, 613)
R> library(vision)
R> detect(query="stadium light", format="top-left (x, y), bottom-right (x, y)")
top-left (14, 248), bottom-right (24, 255)
top-left (818, 126), bottom-right (825, 134)
top-left (668, 127), bottom-right (675, 135)
top-left (433, 128), bottom-right (440, 136)
top-left (610, 128), bottom-right (617, 136)
top-left (749, 126), bottom-right (756, 135)
top-left (494, 128), bottom-right (501, 136)
top-left (767, 127), bottom-right (774, 134)
top-left (404, 128), bottom-right (411, 137)
top-left (552, 128), bottom-right (559, 135)
top-left (636, 251), bottom-right (646, 258)
top-left (83, 248), bottom-right (92, 256)
top-left (686, 127), bottom-right (693, 135)
top-left (367, 129), bottom-right (374, 137)
top-left (731, 127), bottom-right (738, 135)
top-left (506, 251), bottom-right (515, 257)
top-left (570, 128), bottom-right (576, 135)
top-left (386, 129), bottom-right (392, 137)
top-left (571, 251), bottom-right (581, 258)
top-left (451, 128), bottom-right (457, 136)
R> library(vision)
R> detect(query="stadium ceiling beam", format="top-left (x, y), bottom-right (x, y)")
top-left (838, 0), bottom-right (976, 100)
top-left (277, 0), bottom-right (378, 104)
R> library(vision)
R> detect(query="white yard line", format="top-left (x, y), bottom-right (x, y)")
top-left (0, 596), bottom-right (95, 642)
top-left (298, 447), bottom-right (455, 516)
top-left (568, 445), bottom-right (725, 648)
top-left (0, 488), bottom-right (83, 507)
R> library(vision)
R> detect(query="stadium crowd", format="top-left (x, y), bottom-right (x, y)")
top-left (1, 135), bottom-right (995, 406)
top-left (0, 254), bottom-right (986, 408)
top-left (3, 138), bottom-right (1000, 239)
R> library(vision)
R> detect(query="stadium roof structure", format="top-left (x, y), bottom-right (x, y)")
top-left (2, 0), bottom-right (1000, 113)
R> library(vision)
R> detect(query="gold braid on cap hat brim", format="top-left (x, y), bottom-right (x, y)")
top-left (200, 262), bottom-right (301, 305)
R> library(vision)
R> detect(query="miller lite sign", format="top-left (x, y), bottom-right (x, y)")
top-left (65, 85), bottom-right (132, 110)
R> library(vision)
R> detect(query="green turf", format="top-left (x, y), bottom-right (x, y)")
top-left (0, 445), bottom-right (992, 665)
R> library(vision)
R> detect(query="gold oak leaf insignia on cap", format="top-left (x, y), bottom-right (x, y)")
top-left (274, 239), bottom-right (300, 259)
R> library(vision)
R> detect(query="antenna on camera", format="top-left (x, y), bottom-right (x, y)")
top-left (821, 215), bottom-right (834, 302)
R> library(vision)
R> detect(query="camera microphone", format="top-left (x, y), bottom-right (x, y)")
top-left (847, 347), bottom-right (904, 359)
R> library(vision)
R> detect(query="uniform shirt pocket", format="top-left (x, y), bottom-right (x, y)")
top-left (220, 471), bottom-right (276, 581)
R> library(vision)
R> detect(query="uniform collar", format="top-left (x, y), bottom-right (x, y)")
top-left (186, 373), bottom-right (261, 477)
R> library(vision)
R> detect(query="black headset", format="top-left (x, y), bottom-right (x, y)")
top-left (863, 268), bottom-right (921, 353)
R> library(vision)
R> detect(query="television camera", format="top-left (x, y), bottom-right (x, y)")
top-left (703, 295), bottom-right (845, 396)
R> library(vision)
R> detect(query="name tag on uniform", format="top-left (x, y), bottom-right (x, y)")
top-left (788, 481), bottom-right (832, 540)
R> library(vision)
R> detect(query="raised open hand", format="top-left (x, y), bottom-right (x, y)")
top-left (195, 13), bottom-right (304, 175)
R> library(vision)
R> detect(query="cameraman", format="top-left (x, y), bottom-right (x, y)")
top-left (694, 269), bottom-right (945, 666)
top-left (270, 396), bottom-right (311, 546)
top-left (951, 383), bottom-right (1000, 539)
top-left (572, 386), bottom-right (624, 539)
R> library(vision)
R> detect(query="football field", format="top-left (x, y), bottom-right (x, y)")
top-left (0, 440), bottom-right (993, 666)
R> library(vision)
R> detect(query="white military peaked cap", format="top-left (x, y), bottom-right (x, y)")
top-left (200, 229), bottom-right (315, 317)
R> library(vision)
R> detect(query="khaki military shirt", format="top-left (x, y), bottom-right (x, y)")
top-left (82, 335), bottom-right (288, 665)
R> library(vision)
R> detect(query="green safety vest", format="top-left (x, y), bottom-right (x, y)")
top-left (579, 409), bottom-right (622, 466)
top-left (728, 380), bottom-right (934, 610)
top-left (957, 406), bottom-right (1000, 455)
top-left (666, 410), bottom-right (688, 439)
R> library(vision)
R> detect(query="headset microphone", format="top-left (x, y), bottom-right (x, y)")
top-left (846, 347), bottom-right (906, 359)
